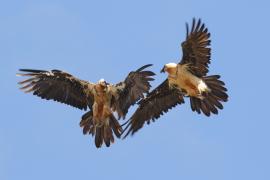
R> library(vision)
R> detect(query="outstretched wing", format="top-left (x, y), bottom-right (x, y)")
top-left (112, 64), bottom-right (155, 119)
top-left (180, 18), bottom-right (211, 77)
top-left (123, 80), bottom-right (184, 137)
top-left (17, 69), bottom-right (94, 110)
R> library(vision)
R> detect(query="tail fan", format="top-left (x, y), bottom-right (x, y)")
top-left (80, 111), bottom-right (122, 148)
top-left (190, 75), bottom-right (228, 116)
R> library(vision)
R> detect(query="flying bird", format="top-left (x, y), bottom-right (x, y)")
top-left (17, 64), bottom-right (155, 148)
top-left (123, 18), bottom-right (228, 137)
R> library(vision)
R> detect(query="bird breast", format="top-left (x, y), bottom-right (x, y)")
top-left (92, 84), bottom-right (112, 122)
top-left (168, 64), bottom-right (207, 97)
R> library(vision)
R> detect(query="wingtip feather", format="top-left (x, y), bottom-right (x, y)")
top-left (136, 64), bottom-right (153, 72)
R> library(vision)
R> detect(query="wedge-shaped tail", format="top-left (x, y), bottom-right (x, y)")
top-left (190, 75), bottom-right (228, 116)
top-left (80, 111), bottom-right (122, 148)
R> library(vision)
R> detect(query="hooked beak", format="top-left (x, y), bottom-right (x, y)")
top-left (160, 66), bottom-right (166, 73)
top-left (98, 81), bottom-right (107, 88)
top-left (102, 81), bottom-right (109, 87)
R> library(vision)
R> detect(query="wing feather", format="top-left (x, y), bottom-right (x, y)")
top-left (123, 80), bottom-right (184, 137)
top-left (17, 69), bottom-right (94, 110)
top-left (180, 18), bottom-right (211, 77)
top-left (112, 64), bottom-right (155, 119)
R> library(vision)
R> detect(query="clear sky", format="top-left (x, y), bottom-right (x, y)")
top-left (1, 0), bottom-right (269, 180)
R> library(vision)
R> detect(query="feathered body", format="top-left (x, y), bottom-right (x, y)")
top-left (17, 65), bottom-right (155, 148)
top-left (123, 18), bottom-right (228, 137)
top-left (165, 63), bottom-right (209, 98)
top-left (92, 83), bottom-right (113, 124)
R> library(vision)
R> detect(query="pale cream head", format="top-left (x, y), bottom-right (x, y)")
top-left (98, 78), bottom-right (107, 86)
top-left (165, 63), bottom-right (177, 68)
top-left (98, 78), bottom-right (105, 83)
top-left (161, 62), bottom-right (178, 75)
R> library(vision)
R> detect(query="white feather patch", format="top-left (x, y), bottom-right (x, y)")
top-left (198, 80), bottom-right (208, 93)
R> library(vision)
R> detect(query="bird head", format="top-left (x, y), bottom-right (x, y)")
top-left (161, 63), bottom-right (177, 74)
top-left (98, 79), bottom-right (108, 88)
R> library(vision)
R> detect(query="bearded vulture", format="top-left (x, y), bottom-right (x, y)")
top-left (17, 64), bottom-right (155, 148)
top-left (123, 18), bottom-right (228, 137)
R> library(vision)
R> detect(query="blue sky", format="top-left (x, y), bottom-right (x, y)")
top-left (1, 0), bottom-right (270, 180)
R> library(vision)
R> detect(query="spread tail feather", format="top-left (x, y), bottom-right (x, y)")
top-left (190, 75), bottom-right (228, 116)
top-left (80, 111), bottom-right (122, 148)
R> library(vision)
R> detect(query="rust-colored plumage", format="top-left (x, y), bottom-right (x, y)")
top-left (17, 64), bottom-right (155, 148)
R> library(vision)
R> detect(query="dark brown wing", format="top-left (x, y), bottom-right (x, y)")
top-left (17, 69), bottom-right (94, 110)
top-left (180, 18), bottom-right (211, 77)
top-left (123, 80), bottom-right (184, 137)
top-left (112, 64), bottom-right (155, 119)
